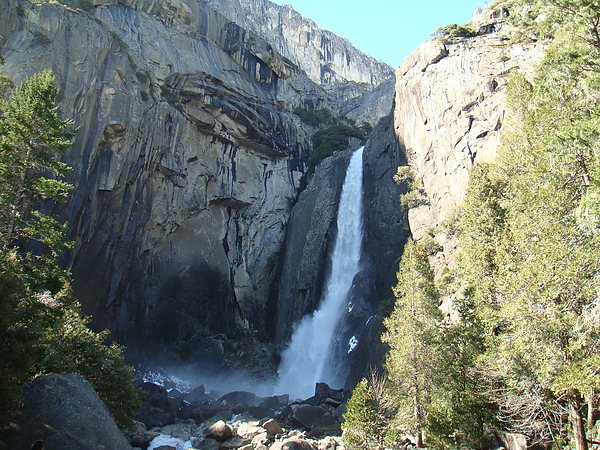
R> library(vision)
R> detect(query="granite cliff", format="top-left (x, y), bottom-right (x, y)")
top-left (0, 0), bottom-right (550, 387)
top-left (0, 0), bottom-right (392, 358)
top-left (392, 6), bottom-right (546, 309)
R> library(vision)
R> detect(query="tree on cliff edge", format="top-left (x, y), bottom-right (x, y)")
top-left (0, 70), bottom-right (141, 430)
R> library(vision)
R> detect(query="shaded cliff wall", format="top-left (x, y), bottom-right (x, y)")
top-left (271, 150), bottom-right (352, 343)
top-left (0, 0), bottom-right (348, 353)
top-left (272, 112), bottom-right (408, 389)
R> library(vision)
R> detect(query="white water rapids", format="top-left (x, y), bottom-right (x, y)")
top-left (274, 147), bottom-right (364, 400)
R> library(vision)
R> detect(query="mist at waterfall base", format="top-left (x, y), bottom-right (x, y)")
top-left (274, 147), bottom-right (364, 400)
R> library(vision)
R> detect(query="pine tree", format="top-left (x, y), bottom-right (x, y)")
top-left (454, 2), bottom-right (600, 446)
top-left (0, 71), bottom-right (142, 429)
top-left (343, 378), bottom-right (385, 449)
top-left (382, 239), bottom-right (443, 447)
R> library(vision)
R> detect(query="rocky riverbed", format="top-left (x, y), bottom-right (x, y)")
top-left (131, 375), bottom-right (350, 450)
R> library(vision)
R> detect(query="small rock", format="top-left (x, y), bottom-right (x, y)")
top-left (260, 418), bottom-right (283, 437)
top-left (270, 437), bottom-right (318, 450)
top-left (205, 420), bottom-right (234, 442)
top-left (220, 436), bottom-right (249, 449)
top-left (251, 431), bottom-right (269, 447)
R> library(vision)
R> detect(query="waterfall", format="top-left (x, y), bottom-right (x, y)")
top-left (275, 147), bottom-right (364, 400)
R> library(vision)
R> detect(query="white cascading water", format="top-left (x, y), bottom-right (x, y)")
top-left (274, 147), bottom-right (364, 400)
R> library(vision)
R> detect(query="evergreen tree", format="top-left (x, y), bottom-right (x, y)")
top-left (454, 1), bottom-right (600, 446)
top-left (0, 70), bottom-right (141, 430)
top-left (382, 239), bottom-right (443, 447)
top-left (343, 378), bottom-right (385, 449)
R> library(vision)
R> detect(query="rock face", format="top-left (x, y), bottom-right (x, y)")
top-left (204, 0), bottom-right (393, 87)
top-left (0, 0), bottom-right (391, 354)
top-left (393, 6), bottom-right (546, 280)
top-left (2, 373), bottom-right (132, 450)
top-left (271, 150), bottom-right (352, 343)
top-left (272, 113), bottom-right (408, 388)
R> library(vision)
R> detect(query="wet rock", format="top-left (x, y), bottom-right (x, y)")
top-left (290, 405), bottom-right (341, 436)
top-left (139, 404), bottom-right (171, 428)
top-left (314, 383), bottom-right (345, 403)
top-left (197, 403), bottom-right (233, 423)
top-left (248, 406), bottom-right (274, 420)
top-left (257, 396), bottom-right (280, 410)
top-left (126, 421), bottom-right (161, 448)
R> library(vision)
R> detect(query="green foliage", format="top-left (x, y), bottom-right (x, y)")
top-left (453, 4), bottom-right (600, 445)
top-left (432, 23), bottom-right (478, 38)
top-left (360, 121), bottom-right (373, 135)
top-left (136, 70), bottom-right (151, 84)
top-left (418, 235), bottom-right (442, 256)
top-left (293, 106), bottom-right (333, 127)
top-left (109, 30), bottom-right (128, 52)
top-left (160, 85), bottom-right (179, 104)
top-left (76, 0), bottom-right (95, 11)
top-left (0, 70), bottom-right (141, 430)
top-left (343, 378), bottom-right (385, 449)
top-left (0, 70), bottom-right (75, 252)
top-left (308, 124), bottom-right (365, 170)
top-left (382, 239), bottom-right (443, 445)
top-left (394, 165), bottom-right (428, 208)
top-left (40, 303), bottom-right (142, 429)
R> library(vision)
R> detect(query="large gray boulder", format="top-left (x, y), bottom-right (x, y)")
top-left (2, 373), bottom-right (132, 450)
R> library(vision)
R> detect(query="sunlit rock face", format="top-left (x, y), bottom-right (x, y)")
top-left (0, 0), bottom-right (391, 353)
top-left (393, 7), bottom-right (546, 279)
top-left (204, 0), bottom-right (393, 87)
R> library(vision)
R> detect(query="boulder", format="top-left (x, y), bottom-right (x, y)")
top-left (205, 420), bottom-right (234, 442)
top-left (139, 404), bottom-right (171, 428)
top-left (220, 436), bottom-right (250, 449)
top-left (251, 431), bottom-right (270, 447)
top-left (258, 396), bottom-right (281, 410)
top-left (219, 391), bottom-right (262, 407)
top-left (235, 422), bottom-right (264, 439)
top-left (125, 420), bottom-right (161, 448)
top-left (197, 403), bottom-right (233, 423)
top-left (2, 373), bottom-right (132, 449)
top-left (290, 405), bottom-right (341, 436)
top-left (314, 383), bottom-right (345, 403)
top-left (248, 406), bottom-right (274, 420)
top-left (192, 437), bottom-right (220, 450)
top-left (270, 437), bottom-right (319, 450)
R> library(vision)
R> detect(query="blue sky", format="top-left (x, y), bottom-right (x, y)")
top-left (271, 0), bottom-right (489, 68)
